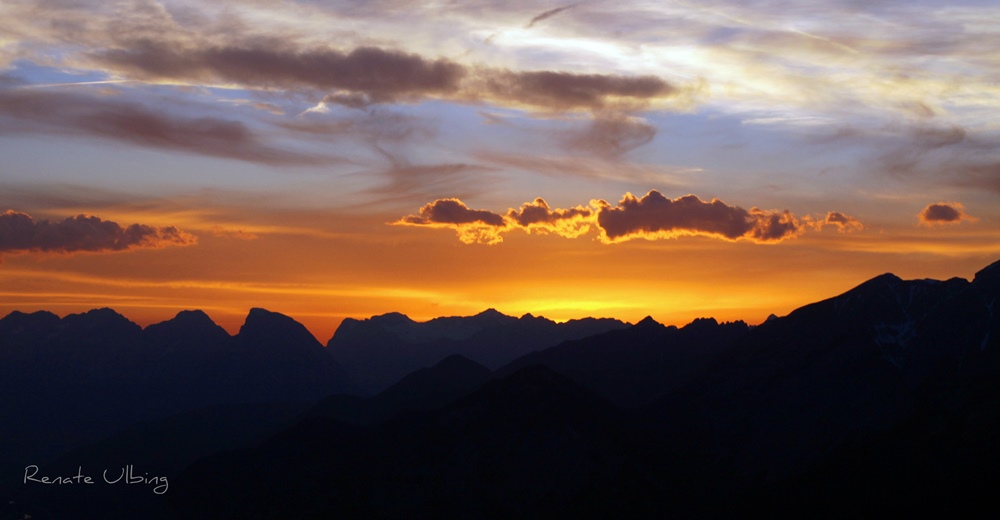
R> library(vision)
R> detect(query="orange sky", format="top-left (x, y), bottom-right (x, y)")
top-left (3, 206), bottom-right (996, 342)
top-left (2, 1), bottom-right (999, 342)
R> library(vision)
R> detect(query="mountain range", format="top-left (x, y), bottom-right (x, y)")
top-left (327, 309), bottom-right (628, 394)
top-left (2, 259), bottom-right (998, 518)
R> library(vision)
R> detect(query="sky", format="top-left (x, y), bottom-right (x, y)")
top-left (1, 0), bottom-right (999, 341)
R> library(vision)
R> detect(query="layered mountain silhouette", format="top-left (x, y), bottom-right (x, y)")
top-left (327, 309), bottom-right (628, 394)
top-left (171, 365), bottom-right (661, 520)
top-left (3, 259), bottom-right (999, 518)
top-left (0, 307), bottom-right (353, 490)
top-left (497, 315), bottom-right (750, 407)
top-left (306, 354), bottom-right (494, 426)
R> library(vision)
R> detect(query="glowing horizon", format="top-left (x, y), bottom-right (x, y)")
top-left (2, 1), bottom-right (998, 342)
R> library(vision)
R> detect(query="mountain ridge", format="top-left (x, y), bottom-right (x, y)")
top-left (3, 259), bottom-right (999, 517)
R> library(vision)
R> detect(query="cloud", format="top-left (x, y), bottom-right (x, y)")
top-left (564, 114), bottom-right (657, 157)
top-left (0, 88), bottom-right (332, 165)
top-left (593, 191), bottom-right (804, 243)
top-left (473, 150), bottom-right (690, 184)
top-left (399, 198), bottom-right (506, 226)
top-left (819, 211), bottom-right (864, 233)
top-left (209, 226), bottom-right (259, 240)
top-left (93, 38), bottom-right (681, 113)
top-left (526, 4), bottom-right (579, 28)
top-left (394, 198), bottom-right (509, 244)
top-left (96, 43), bottom-right (466, 103)
top-left (475, 69), bottom-right (676, 112)
top-left (506, 198), bottom-right (593, 238)
top-left (0, 210), bottom-right (196, 256)
top-left (956, 161), bottom-right (1000, 194)
top-left (918, 202), bottom-right (977, 226)
top-left (396, 191), bottom-right (812, 245)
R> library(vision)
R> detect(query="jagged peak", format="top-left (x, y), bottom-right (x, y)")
top-left (684, 317), bottom-right (719, 328)
top-left (634, 316), bottom-right (662, 328)
top-left (62, 307), bottom-right (138, 329)
top-left (75, 307), bottom-right (129, 319)
top-left (519, 312), bottom-right (553, 323)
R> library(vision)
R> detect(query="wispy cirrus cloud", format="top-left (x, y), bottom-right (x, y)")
top-left (0, 87), bottom-right (335, 166)
top-left (525, 4), bottom-right (579, 29)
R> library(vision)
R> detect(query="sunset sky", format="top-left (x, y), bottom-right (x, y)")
top-left (2, 0), bottom-right (999, 341)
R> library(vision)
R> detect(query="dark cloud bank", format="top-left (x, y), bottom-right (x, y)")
top-left (395, 190), bottom-right (861, 245)
top-left (94, 40), bottom-right (678, 112)
top-left (0, 210), bottom-right (195, 256)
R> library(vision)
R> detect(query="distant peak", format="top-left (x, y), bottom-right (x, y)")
top-left (172, 309), bottom-right (214, 323)
top-left (370, 312), bottom-right (414, 325)
top-left (147, 309), bottom-right (218, 329)
top-left (472, 308), bottom-right (516, 325)
top-left (144, 309), bottom-right (229, 340)
top-left (65, 308), bottom-right (137, 328)
top-left (634, 316), bottom-right (662, 328)
top-left (683, 317), bottom-right (719, 329)
top-left (241, 308), bottom-right (298, 330)
top-left (238, 308), bottom-right (320, 345)
top-left (81, 307), bottom-right (127, 318)
top-left (974, 258), bottom-right (1000, 291)
top-left (869, 272), bottom-right (903, 286)
top-left (2, 309), bottom-right (58, 321)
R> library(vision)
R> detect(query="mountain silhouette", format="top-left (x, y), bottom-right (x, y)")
top-left (498, 316), bottom-right (749, 407)
top-left (0, 307), bottom-right (354, 494)
top-left (328, 309), bottom-right (627, 394)
top-left (169, 258), bottom-right (1000, 517)
top-left (171, 365), bottom-right (667, 519)
top-left (3, 259), bottom-right (1000, 518)
top-left (648, 260), bottom-right (1000, 485)
top-left (307, 354), bottom-right (493, 426)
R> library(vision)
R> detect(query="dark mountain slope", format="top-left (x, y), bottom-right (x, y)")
top-left (9, 402), bottom-right (311, 520)
top-left (171, 365), bottom-right (674, 519)
top-left (651, 261), bottom-right (999, 482)
top-left (0, 307), bottom-right (354, 497)
top-left (5, 259), bottom-right (1000, 518)
top-left (327, 309), bottom-right (627, 394)
top-left (307, 354), bottom-right (493, 426)
top-left (499, 316), bottom-right (750, 407)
